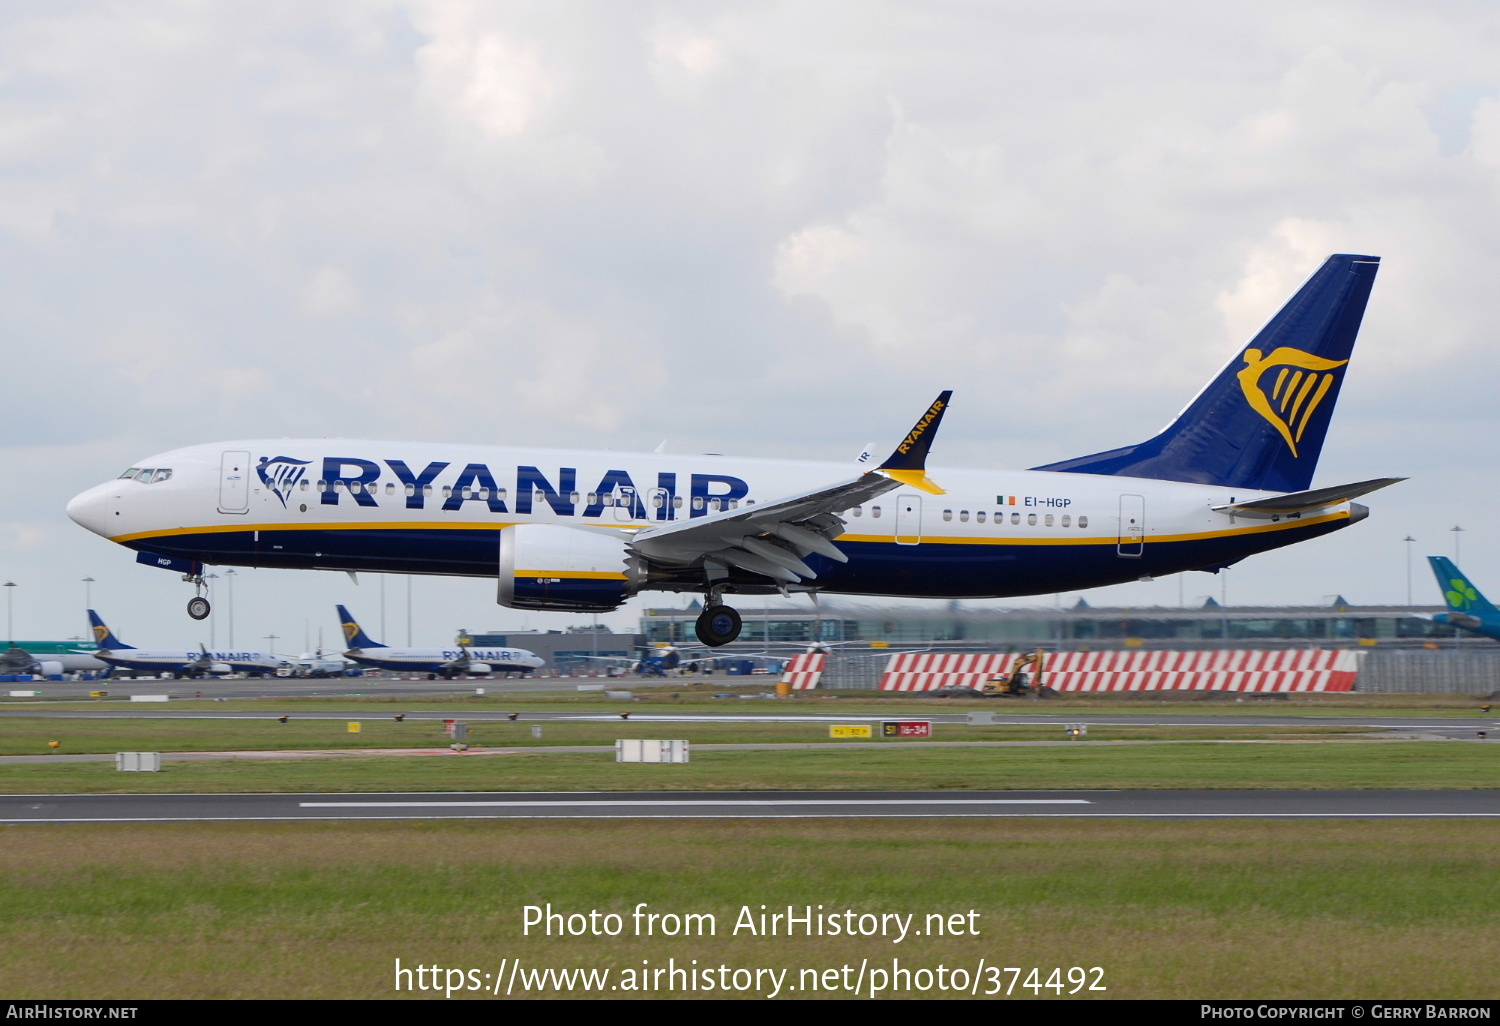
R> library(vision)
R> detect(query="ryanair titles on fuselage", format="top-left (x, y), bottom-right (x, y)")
top-left (268, 455), bottom-right (753, 520)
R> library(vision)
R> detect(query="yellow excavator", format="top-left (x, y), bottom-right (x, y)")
top-left (982, 649), bottom-right (1050, 697)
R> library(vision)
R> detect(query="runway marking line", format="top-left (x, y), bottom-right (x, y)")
top-left (5, 812), bottom-right (1500, 824)
top-left (297, 798), bottom-right (1094, 808)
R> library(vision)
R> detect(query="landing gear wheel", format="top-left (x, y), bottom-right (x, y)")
top-left (187, 596), bottom-right (211, 620)
top-left (696, 605), bottom-right (742, 647)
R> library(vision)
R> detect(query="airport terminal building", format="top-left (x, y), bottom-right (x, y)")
top-left (638, 599), bottom-right (1472, 650)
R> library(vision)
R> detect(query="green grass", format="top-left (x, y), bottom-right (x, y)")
top-left (7, 687), bottom-right (1492, 717)
top-left (1, 818), bottom-right (1496, 999)
top-left (0, 714), bottom-right (1373, 757)
top-left (2, 741), bottom-right (1496, 794)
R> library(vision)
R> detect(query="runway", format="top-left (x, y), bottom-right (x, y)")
top-left (3, 789), bottom-right (1497, 822)
top-left (0, 706), bottom-right (1493, 734)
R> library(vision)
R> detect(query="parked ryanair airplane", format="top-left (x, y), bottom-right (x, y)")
top-left (1427, 557), bottom-right (1500, 642)
top-left (337, 605), bottom-right (543, 678)
top-left (87, 610), bottom-right (283, 678)
top-left (67, 255), bottom-right (1398, 646)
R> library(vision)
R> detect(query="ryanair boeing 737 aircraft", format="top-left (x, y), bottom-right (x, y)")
top-left (66, 255), bottom-right (1399, 646)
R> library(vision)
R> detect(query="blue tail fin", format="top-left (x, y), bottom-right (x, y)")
top-left (337, 605), bottom-right (385, 649)
top-left (1428, 557), bottom-right (1499, 617)
top-left (1034, 254), bottom-right (1380, 492)
top-left (88, 610), bottom-right (132, 650)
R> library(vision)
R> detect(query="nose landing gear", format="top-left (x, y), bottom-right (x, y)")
top-left (184, 572), bottom-right (211, 621)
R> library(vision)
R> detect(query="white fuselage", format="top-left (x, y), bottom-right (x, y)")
top-left (94, 647), bottom-right (281, 677)
top-left (65, 439), bottom-right (1359, 601)
top-left (343, 646), bottom-right (544, 675)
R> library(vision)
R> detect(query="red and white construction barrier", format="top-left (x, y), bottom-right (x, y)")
top-left (780, 652), bottom-right (827, 690)
top-left (877, 653), bottom-right (1010, 693)
top-left (879, 649), bottom-right (1361, 693)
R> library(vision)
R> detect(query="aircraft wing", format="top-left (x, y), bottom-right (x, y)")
top-left (629, 392), bottom-right (952, 586)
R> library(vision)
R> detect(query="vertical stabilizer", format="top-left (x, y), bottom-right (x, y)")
top-left (1035, 254), bottom-right (1380, 492)
top-left (336, 605), bottom-right (385, 649)
top-left (1428, 557), bottom-right (1499, 617)
top-left (88, 610), bottom-right (133, 650)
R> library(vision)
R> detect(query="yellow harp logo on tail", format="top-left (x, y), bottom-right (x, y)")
top-left (1236, 347), bottom-right (1349, 458)
top-left (341, 619), bottom-right (359, 644)
top-left (92, 623), bottom-right (109, 645)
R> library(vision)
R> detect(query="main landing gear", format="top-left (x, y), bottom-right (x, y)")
top-left (695, 603), bottom-right (742, 647)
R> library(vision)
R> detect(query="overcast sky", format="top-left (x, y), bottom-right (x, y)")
top-left (3, 1), bottom-right (1500, 650)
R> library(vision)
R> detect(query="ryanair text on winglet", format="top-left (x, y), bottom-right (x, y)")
top-left (896, 399), bottom-right (946, 456)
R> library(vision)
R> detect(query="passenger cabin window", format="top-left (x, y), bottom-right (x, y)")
top-left (672, 496), bottom-right (683, 509)
top-left (692, 497), bottom-right (705, 511)
top-left (1027, 513), bottom-right (1037, 526)
top-left (386, 483), bottom-right (395, 495)
top-left (871, 506), bottom-right (882, 518)
top-left (405, 484), bottom-right (416, 497)
top-left (1011, 512), bottom-right (1020, 525)
top-left (442, 486), bottom-right (452, 498)
top-left (852, 507), bottom-right (862, 517)
top-left (959, 510), bottom-right (969, 522)
top-left (1078, 515), bottom-right (1089, 528)
top-left (942, 510), bottom-right (952, 522)
top-left (571, 491), bottom-right (582, 504)
top-left (976, 511), bottom-right (986, 523)
top-left (1044, 514), bottom-right (1054, 527)
top-left (1061, 514), bottom-right (1071, 527)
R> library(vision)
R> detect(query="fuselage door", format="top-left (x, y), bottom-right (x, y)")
top-left (1117, 494), bottom-right (1145, 557)
top-left (218, 451), bottom-right (251, 514)
top-left (895, 494), bottom-right (922, 545)
top-left (647, 487), bottom-right (671, 521)
top-left (613, 486), bottom-right (637, 522)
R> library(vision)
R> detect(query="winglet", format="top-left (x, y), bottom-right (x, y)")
top-left (875, 391), bottom-right (951, 494)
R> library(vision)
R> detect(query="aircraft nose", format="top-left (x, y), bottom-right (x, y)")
top-left (66, 482), bottom-right (114, 538)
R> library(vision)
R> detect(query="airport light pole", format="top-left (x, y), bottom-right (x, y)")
top-left (3, 582), bottom-right (14, 645)
top-left (1451, 525), bottom-right (1465, 563)
top-left (1403, 536), bottom-right (1415, 607)
top-left (81, 577), bottom-right (95, 641)
top-left (406, 575), bottom-right (413, 646)
top-left (264, 633), bottom-right (279, 656)
top-left (224, 569), bottom-right (236, 648)
top-left (204, 573), bottom-right (218, 649)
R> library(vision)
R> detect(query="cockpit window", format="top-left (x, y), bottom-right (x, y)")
top-left (121, 468), bottom-right (172, 483)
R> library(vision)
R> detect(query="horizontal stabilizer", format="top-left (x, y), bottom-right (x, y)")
top-left (1211, 477), bottom-right (1404, 519)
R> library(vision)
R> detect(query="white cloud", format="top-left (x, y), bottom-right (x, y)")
top-left (300, 266), bottom-right (361, 316)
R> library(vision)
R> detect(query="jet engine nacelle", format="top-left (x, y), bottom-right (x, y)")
top-left (208, 662), bottom-right (233, 675)
top-left (498, 524), bottom-right (642, 613)
top-left (37, 661), bottom-right (63, 676)
top-left (467, 663), bottom-right (492, 676)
